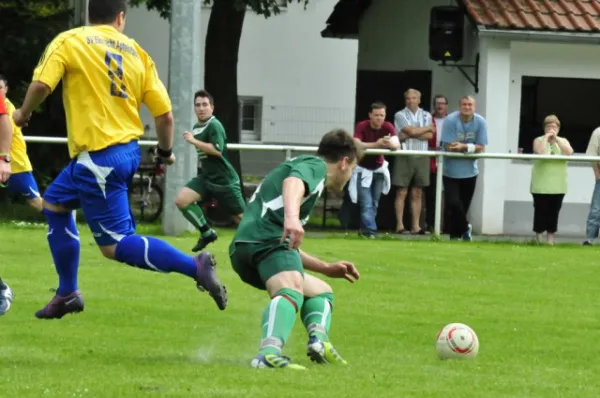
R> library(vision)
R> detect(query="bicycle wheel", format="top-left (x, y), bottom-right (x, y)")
top-left (128, 181), bottom-right (164, 223)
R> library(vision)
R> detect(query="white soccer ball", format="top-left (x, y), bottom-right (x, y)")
top-left (435, 323), bottom-right (479, 360)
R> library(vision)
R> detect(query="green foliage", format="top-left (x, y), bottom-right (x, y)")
top-left (128, 0), bottom-right (310, 19)
top-left (0, 0), bottom-right (73, 200)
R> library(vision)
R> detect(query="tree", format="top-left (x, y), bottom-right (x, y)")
top-left (0, 0), bottom-right (73, 198)
top-left (129, 0), bottom-right (309, 182)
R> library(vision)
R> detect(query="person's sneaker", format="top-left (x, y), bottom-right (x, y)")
top-left (583, 240), bottom-right (593, 246)
top-left (192, 230), bottom-right (218, 252)
top-left (0, 283), bottom-right (13, 316)
top-left (194, 252), bottom-right (228, 310)
top-left (250, 354), bottom-right (306, 370)
top-left (462, 224), bottom-right (473, 242)
top-left (306, 336), bottom-right (348, 365)
top-left (35, 291), bottom-right (84, 319)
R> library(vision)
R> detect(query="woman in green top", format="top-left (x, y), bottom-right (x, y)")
top-left (530, 114), bottom-right (574, 245)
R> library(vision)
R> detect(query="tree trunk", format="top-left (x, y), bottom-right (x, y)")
top-left (204, 0), bottom-right (246, 189)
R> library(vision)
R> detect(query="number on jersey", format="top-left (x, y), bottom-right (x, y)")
top-left (105, 51), bottom-right (128, 99)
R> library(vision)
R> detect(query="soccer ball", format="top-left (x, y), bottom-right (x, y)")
top-left (435, 323), bottom-right (479, 360)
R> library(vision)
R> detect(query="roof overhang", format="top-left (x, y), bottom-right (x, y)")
top-left (320, 0), bottom-right (371, 40)
top-left (478, 27), bottom-right (600, 44)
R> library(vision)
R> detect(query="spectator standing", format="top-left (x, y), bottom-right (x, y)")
top-left (426, 94), bottom-right (448, 232)
top-left (393, 89), bottom-right (434, 235)
top-left (583, 126), bottom-right (600, 245)
top-left (352, 102), bottom-right (399, 238)
top-left (440, 96), bottom-right (488, 241)
top-left (530, 115), bottom-right (573, 245)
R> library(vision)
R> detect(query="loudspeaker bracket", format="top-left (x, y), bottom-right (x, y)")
top-left (439, 52), bottom-right (480, 93)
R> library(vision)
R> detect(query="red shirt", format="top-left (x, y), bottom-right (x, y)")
top-left (0, 92), bottom-right (6, 115)
top-left (429, 118), bottom-right (437, 173)
top-left (354, 120), bottom-right (396, 170)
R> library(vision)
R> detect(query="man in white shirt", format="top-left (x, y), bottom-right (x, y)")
top-left (392, 89), bottom-right (434, 234)
top-left (583, 126), bottom-right (600, 245)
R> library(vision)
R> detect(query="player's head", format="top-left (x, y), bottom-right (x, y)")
top-left (0, 75), bottom-right (7, 96)
top-left (317, 129), bottom-right (362, 192)
top-left (368, 102), bottom-right (386, 129)
top-left (194, 90), bottom-right (214, 121)
top-left (88, 0), bottom-right (127, 32)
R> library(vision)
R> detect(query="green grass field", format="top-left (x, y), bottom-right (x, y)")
top-left (0, 222), bottom-right (599, 397)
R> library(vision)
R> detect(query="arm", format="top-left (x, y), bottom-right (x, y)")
top-left (533, 136), bottom-right (548, 154)
top-left (14, 35), bottom-right (66, 127)
top-left (299, 249), bottom-right (329, 274)
top-left (299, 249), bottom-right (361, 282)
top-left (188, 139), bottom-right (222, 157)
top-left (155, 112), bottom-right (174, 154)
top-left (0, 95), bottom-right (11, 154)
top-left (556, 137), bottom-right (574, 155)
top-left (593, 163), bottom-right (600, 180)
top-left (385, 124), bottom-right (400, 150)
top-left (280, 176), bottom-right (306, 249)
top-left (353, 122), bottom-right (383, 149)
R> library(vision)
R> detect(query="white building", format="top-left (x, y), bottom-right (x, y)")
top-left (323, 0), bottom-right (600, 237)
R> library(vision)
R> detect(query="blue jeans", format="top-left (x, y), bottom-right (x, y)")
top-left (586, 180), bottom-right (600, 239)
top-left (357, 172), bottom-right (384, 235)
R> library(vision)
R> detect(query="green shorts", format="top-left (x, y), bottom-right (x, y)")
top-left (185, 175), bottom-right (246, 215)
top-left (228, 240), bottom-right (304, 290)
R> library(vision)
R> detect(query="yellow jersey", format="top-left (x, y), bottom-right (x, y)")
top-left (32, 25), bottom-right (171, 158)
top-left (5, 98), bottom-right (32, 173)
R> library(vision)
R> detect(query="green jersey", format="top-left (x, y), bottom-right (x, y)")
top-left (192, 116), bottom-right (239, 185)
top-left (234, 155), bottom-right (327, 243)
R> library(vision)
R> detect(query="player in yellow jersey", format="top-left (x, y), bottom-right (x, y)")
top-left (0, 75), bottom-right (42, 211)
top-left (12, 0), bottom-right (227, 319)
top-left (0, 90), bottom-right (14, 316)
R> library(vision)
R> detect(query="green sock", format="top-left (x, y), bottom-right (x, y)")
top-left (301, 293), bottom-right (334, 342)
top-left (179, 204), bottom-right (210, 234)
top-left (259, 288), bottom-right (304, 356)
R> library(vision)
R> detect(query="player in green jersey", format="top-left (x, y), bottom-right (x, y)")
top-left (229, 128), bottom-right (362, 369)
top-left (175, 90), bottom-right (246, 252)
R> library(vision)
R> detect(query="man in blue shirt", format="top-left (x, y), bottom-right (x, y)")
top-left (440, 96), bottom-right (488, 241)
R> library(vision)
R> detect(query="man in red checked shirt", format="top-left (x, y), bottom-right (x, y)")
top-left (352, 102), bottom-right (399, 237)
top-left (0, 90), bottom-right (14, 316)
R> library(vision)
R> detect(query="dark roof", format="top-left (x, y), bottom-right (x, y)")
top-left (321, 0), bottom-right (372, 39)
top-left (461, 0), bottom-right (600, 32)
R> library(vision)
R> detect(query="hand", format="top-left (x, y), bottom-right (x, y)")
top-left (12, 109), bottom-right (30, 128)
top-left (376, 137), bottom-right (388, 148)
top-left (0, 160), bottom-right (11, 184)
top-left (183, 131), bottom-right (196, 144)
top-left (280, 216), bottom-right (304, 249)
top-left (162, 153), bottom-right (176, 165)
top-left (430, 124), bottom-right (436, 133)
top-left (447, 142), bottom-right (464, 152)
top-left (323, 261), bottom-right (360, 283)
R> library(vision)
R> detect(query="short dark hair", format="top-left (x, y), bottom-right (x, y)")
top-left (432, 94), bottom-right (448, 106)
top-left (88, 0), bottom-right (127, 24)
top-left (370, 102), bottom-right (386, 111)
top-left (0, 74), bottom-right (7, 86)
top-left (194, 90), bottom-right (214, 105)
top-left (317, 128), bottom-right (362, 164)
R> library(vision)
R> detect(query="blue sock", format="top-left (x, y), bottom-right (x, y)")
top-left (44, 209), bottom-right (80, 296)
top-left (115, 235), bottom-right (197, 278)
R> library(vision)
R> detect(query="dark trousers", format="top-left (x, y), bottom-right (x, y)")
top-left (443, 176), bottom-right (477, 238)
top-left (425, 172), bottom-right (437, 231)
top-left (532, 193), bottom-right (564, 233)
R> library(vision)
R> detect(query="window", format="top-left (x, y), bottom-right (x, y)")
top-left (518, 76), bottom-right (600, 154)
top-left (239, 96), bottom-right (262, 143)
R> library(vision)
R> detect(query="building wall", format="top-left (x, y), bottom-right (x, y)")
top-left (503, 41), bottom-right (600, 236)
top-left (357, 0), bottom-right (479, 109)
top-left (123, 0), bottom-right (358, 147)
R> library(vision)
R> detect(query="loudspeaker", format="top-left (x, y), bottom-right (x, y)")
top-left (429, 6), bottom-right (464, 62)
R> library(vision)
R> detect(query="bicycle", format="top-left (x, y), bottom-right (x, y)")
top-left (128, 149), bottom-right (237, 227)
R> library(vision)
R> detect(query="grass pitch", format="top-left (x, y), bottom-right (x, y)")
top-left (0, 222), bottom-right (599, 397)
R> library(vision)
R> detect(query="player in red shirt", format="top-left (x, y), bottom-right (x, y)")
top-left (352, 102), bottom-right (399, 237)
top-left (0, 90), bottom-right (14, 315)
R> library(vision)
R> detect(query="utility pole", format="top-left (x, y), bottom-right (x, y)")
top-left (162, 0), bottom-right (203, 235)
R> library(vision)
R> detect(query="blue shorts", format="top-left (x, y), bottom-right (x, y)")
top-left (43, 141), bottom-right (141, 246)
top-left (4, 171), bottom-right (40, 200)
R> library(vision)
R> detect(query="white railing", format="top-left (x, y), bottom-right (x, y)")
top-left (24, 136), bottom-right (600, 235)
